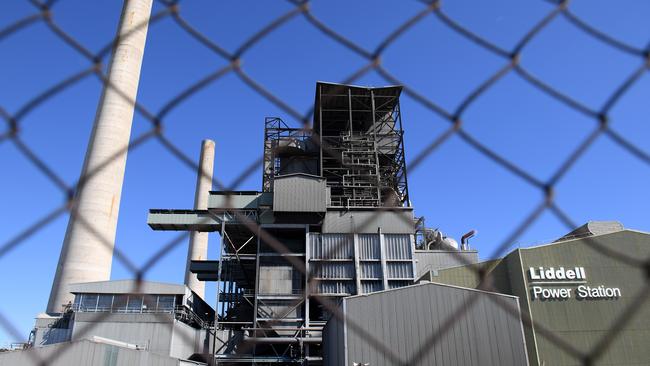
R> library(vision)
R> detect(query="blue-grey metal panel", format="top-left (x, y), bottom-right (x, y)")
top-left (324, 283), bottom-right (528, 366)
top-left (273, 174), bottom-right (326, 212)
top-left (358, 234), bottom-right (381, 259)
top-left (360, 280), bottom-right (383, 294)
top-left (309, 234), bottom-right (353, 259)
top-left (387, 280), bottom-right (413, 289)
top-left (384, 234), bottom-right (411, 259)
top-left (312, 262), bottom-right (355, 279)
top-left (360, 262), bottom-right (382, 279)
top-left (316, 281), bottom-right (355, 295)
top-left (386, 262), bottom-right (413, 279)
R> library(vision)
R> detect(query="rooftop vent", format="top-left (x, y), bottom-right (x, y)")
top-left (555, 221), bottom-right (624, 242)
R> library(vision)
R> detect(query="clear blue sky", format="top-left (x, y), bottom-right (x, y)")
top-left (1, 0), bottom-right (649, 343)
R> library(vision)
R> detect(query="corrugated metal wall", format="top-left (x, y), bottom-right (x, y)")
top-left (387, 280), bottom-right (413, 289)
top-left (359, 262), bottom-right (382, 279)
top-left (309, 234), bottom-right (353, 259)
top-left (273, 175), bottom-right (326, 212)
top-left (386, 262), bottom-right (413, 279)
top-left (312, 262), bottom-right (355, 279)
top-left (360, 281), bottom-right (383, 294)
top-left (358, 234), bottom-right (380, 259)
top-left (323, 283), bottom-right (528, 366)
top-left (384, 234), bottom-right (411, 259)
top-left (309, 233), bottom-right (415, 295)
top-left (316, 281), bottom-right (355, 295)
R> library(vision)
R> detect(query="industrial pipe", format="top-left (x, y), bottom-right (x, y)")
top-left (243, 336), bottom-right (322, 344)
top-left (461, 230), bottom-right (477, 251)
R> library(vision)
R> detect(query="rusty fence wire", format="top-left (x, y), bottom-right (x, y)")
top-left (1, 0), bottom-right (650, 365)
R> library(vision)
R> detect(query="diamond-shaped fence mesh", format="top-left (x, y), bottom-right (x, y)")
top-left (1, 0), bottom-right (649, 365)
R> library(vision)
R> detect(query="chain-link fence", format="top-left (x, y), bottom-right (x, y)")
top-left (1, 0), bottom-right (649, 365)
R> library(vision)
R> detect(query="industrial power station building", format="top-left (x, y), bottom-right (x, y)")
top-left (424, 221), bottom-right (650, 366)
top-left (1, 82), bottom-right (649, 366)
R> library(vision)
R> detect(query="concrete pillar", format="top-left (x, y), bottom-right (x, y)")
top-left (47, 0), bottom-right (153, 314)
top-left (185, 139), bottom-right (215, 299)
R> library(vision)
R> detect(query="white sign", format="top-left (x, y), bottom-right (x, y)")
top-left (528, 266), bottom-right (621, 300)
top-left (529, 266), bottom-right (585, 281)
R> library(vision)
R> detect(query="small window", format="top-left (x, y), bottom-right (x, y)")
top-left (97, 295), bottom-right (113, 312)
top-left (127, 295), bottom-right (143, 313)
top-left (157, 295), bottom-right (175, 312)
top-left (80, 294), bottom-right (98, 312)
top-left (112, 295), bottom-right (128, 313)
top-left (142, 295), bottom-right (157, 313)
top-left (72, 294), bottom-right (81, 311)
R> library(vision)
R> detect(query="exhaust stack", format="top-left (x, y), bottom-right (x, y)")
top-left (184, 139), bottom-right (215, 299)
top-left (47, 0), bottom-right (153, 313)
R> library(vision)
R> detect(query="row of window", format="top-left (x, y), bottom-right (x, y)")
top-left (72, 293), bottom-right (177, 313)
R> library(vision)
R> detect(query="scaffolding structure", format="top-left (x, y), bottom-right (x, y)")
top-left (315, 83), bottom-right (410, 208)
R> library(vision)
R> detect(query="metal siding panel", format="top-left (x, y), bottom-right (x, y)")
top-left (322, 210), bottom-right (414, 234)
top-left (457, 292), bottom-right (473, 366)
top-left (274, 176), bottom-right (326, 212)
top-left (414, 250), bottom-right (480, 278)
top-left (439, 285), bottom-right (452, 366)
top-left (384, 290), bottom-right (399, 365)
top-left (310, 234), bottom-right (353, 260)
top-left (513, 231), bottom-right (650, 366)
top-left (358, 234), bottom-right (381, 259)
top-left (433, 285), bottom-right (446, 365)
top-left (313, 262), bottom-right (355, 279)
top-left (384, 234), bottom-right (411, 259)
top-left (386, 262), bottom-right (413, 279)
top-left (349, 283), bottom-right (528, 366)
top-left (360, 262), bottom-right (382, 279)
top-left (360, 280), bottom-right (382, 294)
top-left (416, 286), bottom-right (434, 366)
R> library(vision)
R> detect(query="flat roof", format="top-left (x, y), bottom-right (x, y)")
top-left (68, 279), bottom-right (187, 295)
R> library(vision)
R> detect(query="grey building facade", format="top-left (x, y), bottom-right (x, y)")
top-left (429, 223), bottom-right (650, 366)
top-left (22, 280), bottom-right (215, 365)
top-left (323, 282), bottom-right (529, 366)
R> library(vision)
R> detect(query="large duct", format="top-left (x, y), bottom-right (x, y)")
top-left (184, 139), bottom-right (215, 299)
top-left (46, 0), bottom-right (153, 313)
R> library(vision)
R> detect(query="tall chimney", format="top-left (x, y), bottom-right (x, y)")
top-left (47, 0), bottom-right (153, 313)
top-left (185, 139), bottom-right (215, 298)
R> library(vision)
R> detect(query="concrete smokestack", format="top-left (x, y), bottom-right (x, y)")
top-left (47, 0), bottom-right (153, 313)
top-left (185, 139), bottom-right (215, 299)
